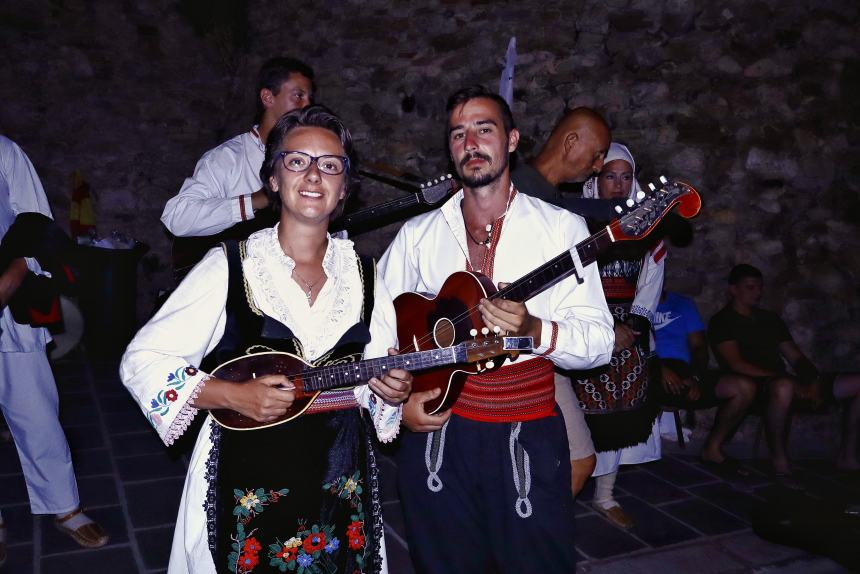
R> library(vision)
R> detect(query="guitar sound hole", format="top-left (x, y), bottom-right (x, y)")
top-left (433, 318), bottom-right (456, 348)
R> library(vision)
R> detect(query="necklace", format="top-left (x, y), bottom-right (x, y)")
top-left (463, 183), bottom-right (516, 249)
top-left (292, 268), bottom-right (325, 303)
top-left (466, 222), bottom-right (494, 247)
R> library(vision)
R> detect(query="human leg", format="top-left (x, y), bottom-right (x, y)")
top-left (764, 377), bottom-right (795, 474)
top-left (395, 417), bottom-right (491, 574)
top-left (572, 454), bottom-right (596, 497)
top-left (701, 373), bottom-right (756, 463)
top-left (591, 469), bottom-right (634, 529)
top-left (833, 373), bottom-right (860, 470)
top-left (0, 351), bottom-right (107, 547)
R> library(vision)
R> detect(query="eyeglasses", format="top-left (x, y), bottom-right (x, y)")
top-left (278, 151), bottom-right (349, 176)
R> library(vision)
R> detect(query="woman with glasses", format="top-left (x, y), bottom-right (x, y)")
top-left (121, 105), bottom-right (411, 574)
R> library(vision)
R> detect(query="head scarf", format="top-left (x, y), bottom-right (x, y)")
top-left (581, 142), bottom-right (642, 200)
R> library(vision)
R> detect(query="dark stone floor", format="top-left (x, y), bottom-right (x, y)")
top-left (1, 350), bottom-right (857, 573)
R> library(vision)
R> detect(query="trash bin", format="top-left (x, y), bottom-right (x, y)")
top-left (74, 242), bottom-right (148, 357)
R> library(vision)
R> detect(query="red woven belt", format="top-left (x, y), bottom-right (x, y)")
top-left (600, 277), bottom-right (636, 301)
top-left (452, 358), bottom-right (556, 423)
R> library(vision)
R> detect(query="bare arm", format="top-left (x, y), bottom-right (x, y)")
top-left (0, 258), bottom-right (28, 308)
top-left (688, 330), bottom-right (709, 373)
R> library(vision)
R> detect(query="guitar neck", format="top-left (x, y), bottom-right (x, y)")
top-left (329, 193), bottom-right (422, 232)
top-left (300, 344), bottom-right (466, 392)
top-left (491, 227), bottom-right (614, 303)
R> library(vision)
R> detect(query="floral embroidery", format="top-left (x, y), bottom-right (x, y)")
top-left (324, 472), bottom-right (368, 570)
top-left (228, 487), bottom-right (289, 573)
top-left (146, 365), bottom-right (197, 428)
top-left (268, 523), bottom-right (337, 573)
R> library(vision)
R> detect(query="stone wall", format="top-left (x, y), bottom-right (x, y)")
top-left (1, 0), bottom-right (858, 366)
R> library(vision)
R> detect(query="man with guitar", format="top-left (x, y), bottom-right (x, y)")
top-left (161, 57), bottom-right (314, 240)
top-left (378, 86), bottom-right (615, 573)
top-left (0, 136), bottom-right (108, 562)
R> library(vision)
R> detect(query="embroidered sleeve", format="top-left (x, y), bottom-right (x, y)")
top-left (120, 249), bottom-right (229, 446)
top-left (354, 386), bottom-right (402, 444)
top-left (631, 242), bottom-right (666, 325)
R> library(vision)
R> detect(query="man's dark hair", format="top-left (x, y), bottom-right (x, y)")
top-left (254, 57), bottom-right (315, 120)
top-left (260, 105), bottom-right (357, 215)
top-left (445, 85), bottom-right (515, 135)
top-left (728, 263), bottom-right (763, 285)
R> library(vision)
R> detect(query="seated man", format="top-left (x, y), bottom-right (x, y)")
top-left (709, 264), bottom-right (860, 475)
top-left (653, 290), bottom-right (756, 473)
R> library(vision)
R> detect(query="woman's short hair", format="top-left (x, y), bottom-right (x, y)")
top-left (259, 104), bottom-right (357, 215)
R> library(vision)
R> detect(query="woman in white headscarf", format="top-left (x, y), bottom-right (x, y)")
top-left (573, 143), bottom-right (665, 529)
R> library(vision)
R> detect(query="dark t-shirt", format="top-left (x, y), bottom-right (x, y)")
top-left (708, 305), bottom-right (792, 373)
top-left (510, 163), bottom-right (623, 221)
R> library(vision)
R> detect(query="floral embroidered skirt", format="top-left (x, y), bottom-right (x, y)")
top-left (207, 410), bottom-right (382, 574)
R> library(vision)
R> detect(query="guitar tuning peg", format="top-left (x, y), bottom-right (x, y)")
top-left (470, 328), bottom-right (478, 336)
top-left (648, 182), bottom-right (656, 191)
top-left (659, 175), bottom-right (668, 184)
top-left (434, 178), bottom-right (439, 184)
top-left (614, 205), bottom-right (624, 214)
top-left (626, 198), bottom-right (635, 208)
top-left (420, 183), bottom-right (425, 189)
top-left (636, 191), bottom-right (646, 202)
top-left (486, 360), bottom-right (495, 369)
top-left (446, 174), bottom-right (452, 179)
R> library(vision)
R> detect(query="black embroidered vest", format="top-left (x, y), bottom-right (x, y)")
top-left (203, 240), bottom-right (383, 574)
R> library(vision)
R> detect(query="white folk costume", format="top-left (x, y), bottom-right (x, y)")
top-left (0, 135), bottom-right (81, 515)
top-left (121, 227), bottom-right (402, 574)
top-left (574, 143), bottom-right (666, 477)
top-left (378, 187), bottom-right (614, 573)
top-left (161, 128), bottom-right (266, 237)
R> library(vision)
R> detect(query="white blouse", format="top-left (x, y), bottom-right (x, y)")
top-left (120, 226), bottom-right (402, 445)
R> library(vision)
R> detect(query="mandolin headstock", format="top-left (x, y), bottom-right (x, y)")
top-left (608, 177), bottom-right (701, 242)
top-left (418, 174), bottom-right (458, 205)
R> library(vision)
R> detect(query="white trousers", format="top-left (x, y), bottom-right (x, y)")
top-left (0, 350), bottom-right (79, 514)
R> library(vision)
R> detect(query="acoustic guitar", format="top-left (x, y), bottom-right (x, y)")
top-left (394, 178), bottom-right (703, 414)
top-left (209, 334), bottom-right (532, 430)
top-left (171, 170), bottom-right (458, 281)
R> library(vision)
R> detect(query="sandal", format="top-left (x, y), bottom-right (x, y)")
top-left (701, 457), bottom-right (752, 477)
top-left (54, 508), bottom-right (109, 549)
top-left (592, 502), bottom-right (635, 529)
top-left (0, 522), bottom-right (6, 567)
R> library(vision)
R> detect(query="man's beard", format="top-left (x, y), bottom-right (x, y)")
top-left (458, 151), bottom-right (509, 188)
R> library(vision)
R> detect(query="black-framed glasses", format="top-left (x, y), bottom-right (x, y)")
top-left (278, 151), bottom-right (349, 176)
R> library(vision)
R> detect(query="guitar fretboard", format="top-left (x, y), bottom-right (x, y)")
top-left (301, 344), bottom-right (466, 392)
top-left (491, 228), bottom-right (614, 303)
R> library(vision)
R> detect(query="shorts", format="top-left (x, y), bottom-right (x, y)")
top-left (653, 358), bottom-right (722, 409)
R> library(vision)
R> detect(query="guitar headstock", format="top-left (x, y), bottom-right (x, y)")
top-left (462, 335), bottom-right (533, 364)
top-left (418, 174), bottom-right (458, 205)
top-left (609, 177), bottom-right (701, 242)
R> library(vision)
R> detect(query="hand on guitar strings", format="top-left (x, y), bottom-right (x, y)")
top-left (476, 282), bottom-right (542, 346)
top-left (403, 388), bottom-right (452, 433)
top-left (368, 347), bottom-right (414, 406)
top-left (193, 374), bottom-right (296, 424)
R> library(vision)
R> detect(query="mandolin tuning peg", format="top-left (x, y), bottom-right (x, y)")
top-left (626, 198), bottom-right (635, 208)
top-left (470, 328), bottom-right (478, 336)
top-left (446, 174), bottom-right (452, 179)
top-left (481, 327), bottom-right (489, 335)
top-left (493, 325), bottom-right (501, 334)
top-left (636, 191), bottom-right (646, 202)
top-left (614, 205), bottom-right (624, 214)
top-left (648, 182), bottom-right (656, 191)
top-left (420, 183), bottom-right (425, 189)
top-left (486, 360), bottom-right (495, 369)
top-left (659, 175), bottom-right (668, 184)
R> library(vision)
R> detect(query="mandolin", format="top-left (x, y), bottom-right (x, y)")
top-left (394, 178), bottom-right (702, 414)
top-left (209, 334), bottom-right (532, 430)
